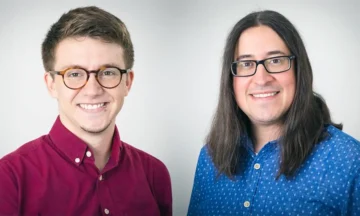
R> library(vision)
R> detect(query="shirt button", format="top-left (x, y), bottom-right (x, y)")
top-left (244, 201), bottom-right (250, 208)
top-left (104, 208), bottom-right (110, 214)
top-left (99, 175), bottom-right (103, 181)
top-left (75, 158), bottom-right (80, 163)
top-left (86, 151), bottom-right (92, 157)
top-left (254, 163), bottom-right (261, 170)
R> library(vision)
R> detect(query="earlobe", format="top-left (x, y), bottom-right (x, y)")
top-left (44, 72), bottom-right (58, 98)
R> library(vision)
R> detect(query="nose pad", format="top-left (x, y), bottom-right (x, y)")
top-left (253, 63), bottom-right (273, 84)
top-left (255, 64), bottom-right (269, 76)
top-left (85, 73), bottom-right (101, 86)
top-left (256, 63), bottom-right (268, 74)
top-left (81, 73), bottom-right (103, 93)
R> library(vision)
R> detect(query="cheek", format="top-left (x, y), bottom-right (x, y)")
top-left (233, 78), bottom-right (248, 95)
top-left (280, 72), bottom-right (296, 104)
top-left (55, 82), bottom-right (78, 103)
top-left (108, 90), bottom-right (126, 113)
top-left (106, 86), bottom-right (126, 102)
top-left (233, 78), bottom-right (249, 107)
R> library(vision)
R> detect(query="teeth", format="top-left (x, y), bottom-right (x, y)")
top-left (252, 92), bottom-right (277, 98)
top-left (79, 103), bottom-right (105, 110)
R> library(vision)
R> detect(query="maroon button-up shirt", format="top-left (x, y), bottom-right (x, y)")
top-left (0, 116), bottom-right (172, 216)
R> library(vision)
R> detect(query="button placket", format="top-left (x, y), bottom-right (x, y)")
top-left (243, 159), bottom-right (262, 211)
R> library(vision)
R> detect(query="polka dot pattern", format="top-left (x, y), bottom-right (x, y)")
top-left (187, 125), bottom-right (360, 215)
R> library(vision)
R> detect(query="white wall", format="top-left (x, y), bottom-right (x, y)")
top-left (0, 0), bottom-right (359, 215)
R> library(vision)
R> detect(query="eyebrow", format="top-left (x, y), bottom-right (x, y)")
top-left (102, 63), bottom-right (123, 68)
top-left (57, 63), bottom-right (122, 71)
top-left (235, 50), bottom-right (288, 61)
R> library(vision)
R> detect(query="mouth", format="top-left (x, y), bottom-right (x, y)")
top-left (250, 91), bottom-right (280, 98)
top-left (77, 102), bottom-right (109, 111)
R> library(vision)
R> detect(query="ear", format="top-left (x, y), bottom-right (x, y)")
top-left (124, 70), bottom-right (134, 96)
top-left (44, 72), bottom-right (58, 98)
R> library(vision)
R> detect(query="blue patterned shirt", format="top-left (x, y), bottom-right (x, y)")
top-left (187, 125), bottom-right (360, 215)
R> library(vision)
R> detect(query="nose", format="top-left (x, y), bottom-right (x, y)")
top-left (81, 73), bottom-right (104, 95)
top-left (252, 63), bottom-right (274, 85)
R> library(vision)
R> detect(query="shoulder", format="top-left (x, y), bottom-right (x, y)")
top-left (0, 135), bottom-right (48, 164)
top-left (199, 145), bottom-right (212, 161)
top-left (121, 141), bottom-right (172, 192)
top-left (322, 125), bottom-right (360, 154)
top-left (0, 135), bottom-right (48, 185)
top-left (315, 125), bottom-right (360, 173)
top-left (194, 145), bottom-right (216, 172)
top-left (121, 141), bottom-right (169, 174)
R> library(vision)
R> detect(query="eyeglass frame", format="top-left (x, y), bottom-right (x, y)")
top-left (48, 65), bottom-right (131, 90)
top-left (231, 55), bottom-right (296, 77)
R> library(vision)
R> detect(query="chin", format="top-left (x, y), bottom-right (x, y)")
top-left (250, 113), bottom-right (282, 125)
top-left (80, 124), bottom-right (111, 134)
top-left (78, 119), bottom-right (113, 134)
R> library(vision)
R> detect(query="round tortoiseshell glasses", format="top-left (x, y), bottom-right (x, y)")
top-left (49, 66), bottom-right (131, 89)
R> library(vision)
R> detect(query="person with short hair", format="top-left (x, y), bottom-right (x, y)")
top-left (0, 6), bottom-right (172, 216)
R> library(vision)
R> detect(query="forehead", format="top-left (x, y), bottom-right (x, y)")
top-left (236, 25), bottom-right (290, 58)
top-left (54, 37), bottom-right (124, 70)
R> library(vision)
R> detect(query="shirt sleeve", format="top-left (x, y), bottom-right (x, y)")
top-left (187, 146), bottom-right (208, 216)
top-left (0, 160), bottom-right (19, 216)
top-left (152, 159), bottom-right (172, 216)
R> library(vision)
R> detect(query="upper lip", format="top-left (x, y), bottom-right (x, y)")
top-left (77, 102), bottom-right (108, 105)
top-left (249, 91), bottom-right (280, 95)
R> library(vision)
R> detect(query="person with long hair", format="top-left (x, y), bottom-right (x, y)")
top-left (188, 10), bottom-right (360, 215)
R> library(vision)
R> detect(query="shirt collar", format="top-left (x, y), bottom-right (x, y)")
top-left (240, 134), bottom-right (278, 157)
top-left (48, 116), bottom-right (123, 166)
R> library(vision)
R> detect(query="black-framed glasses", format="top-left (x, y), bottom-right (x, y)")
top-left (49, 66), bottom-right (131, 90)
top-left (231, 55), bottom-right (296, 77)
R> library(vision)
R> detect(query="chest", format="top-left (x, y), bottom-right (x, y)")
top-left (19, 160), bottom-right (160, 216)
top-left (198, 159), bottom-right (344, 216)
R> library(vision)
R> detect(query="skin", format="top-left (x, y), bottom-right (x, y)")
top-left (233, 25), bottom-right (296, 152)
top-left (44, 36), bottom-right (134, 170)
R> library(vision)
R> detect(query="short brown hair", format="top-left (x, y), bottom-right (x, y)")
top-left (41, 6), bottom-right (134, 71)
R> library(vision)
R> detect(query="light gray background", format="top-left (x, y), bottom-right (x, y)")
top-left (0, 0), bottom-right (359, 215)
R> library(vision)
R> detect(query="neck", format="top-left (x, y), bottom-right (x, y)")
top-left (59, 115), bottom-right (114, 170)
top-left (84, 128), bottom-right (114, 171)
top-left (251, 123), bottom-right (282, 153)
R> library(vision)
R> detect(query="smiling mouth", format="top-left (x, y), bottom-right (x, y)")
top-left (78, 103), bottom-right (108, 110)
top-left (251, 91), bottom-right (280, 98)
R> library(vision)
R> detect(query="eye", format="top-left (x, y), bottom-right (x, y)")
top-left (66, 69), bottom-right (86, 78)
top-left (269, 57), bottom-right (284, 64)
top-left (239, 61), bottom-right (255, 68)
top-left (68, 73), bottom-right (80, 77)
top-left (100, 68), bottom-right (120, 76)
